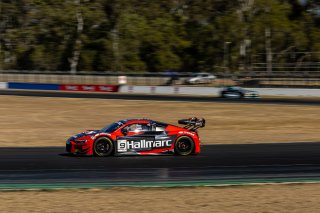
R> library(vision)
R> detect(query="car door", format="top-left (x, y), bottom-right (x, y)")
top-left (116, 123), bottom-right (155, 153)
top-left (140, 124), bottom-right (175, 149)
top-left (202, 73), bottom-right (211, 83)
top-left (226, 87), bottom-right (242, 98)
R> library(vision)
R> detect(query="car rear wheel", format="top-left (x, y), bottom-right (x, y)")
top-left (93, 137), bottom-right (114, 157)
top-left (174, 136), bottom-right (194, 156)
top-left (220, 92), bottom-right (226, 98)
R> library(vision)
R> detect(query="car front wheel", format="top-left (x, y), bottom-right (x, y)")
top-left (93, 137), bottom-right (114, 157)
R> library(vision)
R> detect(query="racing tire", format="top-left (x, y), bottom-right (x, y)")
top-left (93, 137), bottom-right (114, 157)
top-left (174, 136), bottom-right (195, 156)
top-left (220, 92), bottom-right (226, 98)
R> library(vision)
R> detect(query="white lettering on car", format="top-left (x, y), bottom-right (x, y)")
top-left (178, 131), bottom-right (195, 136)
top-left (117, 140), bottom-right (127, 152)
top-left (117, 139), bottom-right (172, 152)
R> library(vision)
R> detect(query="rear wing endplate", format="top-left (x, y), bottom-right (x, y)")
top-left (178, 117), bottom-right (205, 131)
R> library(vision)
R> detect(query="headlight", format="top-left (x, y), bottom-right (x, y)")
top-left (74, 139), bottom-right (87, 143)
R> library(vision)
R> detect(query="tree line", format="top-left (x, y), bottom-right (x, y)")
top-left (0, 0), bottom-right (320, 73)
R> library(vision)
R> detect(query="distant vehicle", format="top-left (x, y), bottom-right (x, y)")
top-left (66, 117), bottom-right (205, 157)
top-left (185, 72), bottom-right (216, 84)
top-left (220, 86), bottom-right (260, 99)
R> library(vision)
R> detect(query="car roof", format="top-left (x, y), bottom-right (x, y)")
top-left (124, 119), bottom-right (152, 123)
top-left (122, 119), bottom-right (167, 126)
top-left (227, 86), bottom-right (242, 89)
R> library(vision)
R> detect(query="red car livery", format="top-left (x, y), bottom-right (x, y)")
top-left (66, 117), bottom-right (205, 156)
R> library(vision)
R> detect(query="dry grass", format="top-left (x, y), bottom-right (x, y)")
top-left (0, 95), bottom-right (319, 147)
top-left (2, 184), bottom-right (320, 212)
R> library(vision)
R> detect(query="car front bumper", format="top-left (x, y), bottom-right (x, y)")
top-left (66, 140), bottom-right (92, 155)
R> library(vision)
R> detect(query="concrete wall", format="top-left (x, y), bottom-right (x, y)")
top-left (119, 86), bottom-right (221, 95)
top-left (119, 85), bottom-right (320, 97)
top-left (0, 82), bottom-right (8, 89)
top-left (2, 81), bottom-right (320, 97)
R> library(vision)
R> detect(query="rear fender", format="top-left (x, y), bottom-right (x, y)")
top-left (176, 131), bottom-right (200, 154)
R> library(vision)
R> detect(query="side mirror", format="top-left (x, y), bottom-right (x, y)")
top-left (121, 128), bottom-right (128, 136)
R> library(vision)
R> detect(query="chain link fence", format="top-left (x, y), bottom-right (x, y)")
top-left (0, 70), bottom-right (320, 88)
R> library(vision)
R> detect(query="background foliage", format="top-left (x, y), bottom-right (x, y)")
top-left (0, 0), bottom-right (319, 72)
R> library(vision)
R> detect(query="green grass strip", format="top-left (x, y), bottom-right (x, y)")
top-left (1, 177), bottom-right (320, 190)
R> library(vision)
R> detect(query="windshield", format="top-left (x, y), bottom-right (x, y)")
top-left (100, 120), bottom-right (126, 133)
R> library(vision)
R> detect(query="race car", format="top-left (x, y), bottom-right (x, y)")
top-left (220, 86), bottom-right (259, 99)
top-left (66, 117), bottom-right (205, 156)
top-left (184, 72), bottom-right (216, 84)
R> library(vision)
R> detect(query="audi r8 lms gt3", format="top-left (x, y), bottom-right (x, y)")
top-left (66, 117), bottom-right (205, 156)
top-left (220, 86), bottom-right (259, 99)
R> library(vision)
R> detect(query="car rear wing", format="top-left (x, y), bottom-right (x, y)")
top-left (178, 117), bottom-right (205, 131)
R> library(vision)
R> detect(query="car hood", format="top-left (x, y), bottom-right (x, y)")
top-left (72, 130), bottom-right (99, 139)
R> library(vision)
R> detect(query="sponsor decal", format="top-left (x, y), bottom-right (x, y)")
top-left (95, 85), bottom-right (119, 92)
top-left (99, 86), bottom-right (113, 92)
top-left (117, 139), bottom-right (172, 152)
top-left (82, 85), bottom-right (95, 91)
top-left (178, 131), bottom-right (195, 136)
top-left (66, 85), bottom-right (79, 90)
top-left (60, 84), bottom-right (119, 92)
top-left (117, 140), bottom-right (127, 152)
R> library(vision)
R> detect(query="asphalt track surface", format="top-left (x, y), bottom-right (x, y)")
top-left (1, 143), bottom-right (320, 186)
top-left (0, 89), bottom-right (320, 105)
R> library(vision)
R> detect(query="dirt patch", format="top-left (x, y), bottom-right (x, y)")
top-left (0, 95), bottom-right (319, 147)
top-left (1, 184), bottom-right (320, 212)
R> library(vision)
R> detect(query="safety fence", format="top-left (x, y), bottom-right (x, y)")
top-left (1, 71), bottom-right (320, 88)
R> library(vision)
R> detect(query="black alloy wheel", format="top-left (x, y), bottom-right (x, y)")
top-left (93, 137), bottom-right (114, 157)
top-left (174, 136), bottom-right (194, 156)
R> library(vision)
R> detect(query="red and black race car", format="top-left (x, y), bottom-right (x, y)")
top-left (66, 117), bottom-right (205, 156)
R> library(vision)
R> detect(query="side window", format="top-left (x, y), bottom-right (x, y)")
top-left (125, 123), bottom-right (150, 133)
top-left (155, 125), bottom-right (165, 132)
